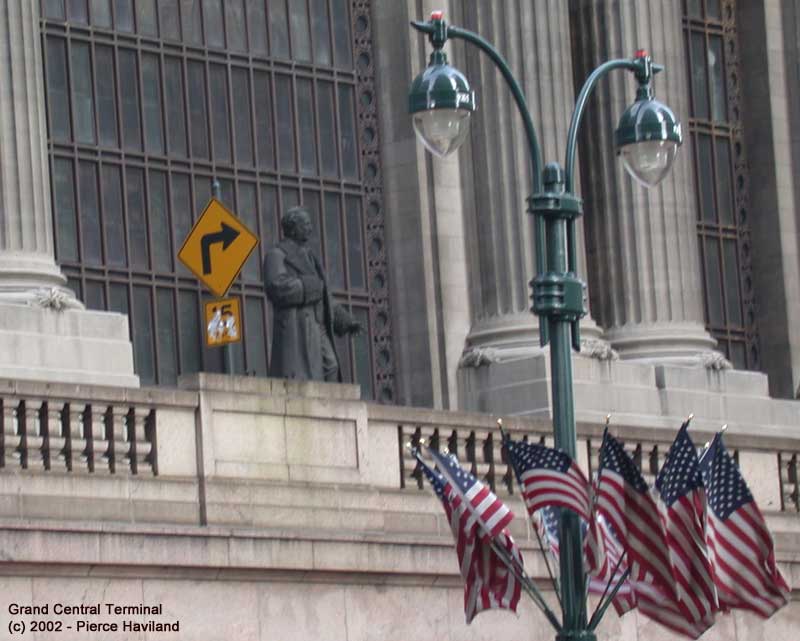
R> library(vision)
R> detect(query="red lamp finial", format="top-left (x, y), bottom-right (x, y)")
top-left (634, 49), bottom-right (648, 58)
top-left (430, 10), bottom-right (444, 21)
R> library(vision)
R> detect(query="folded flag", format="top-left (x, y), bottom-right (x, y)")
top-left (653, 422), bottom-right (717, 636)
top-left (699, 433), bottom-right (790, 618)
top-left (428, 447), bottom-right (514, 538)
top-left (418, 453), bottom-right (522, 623)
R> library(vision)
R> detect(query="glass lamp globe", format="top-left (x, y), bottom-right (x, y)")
top-left (615, 96), bottom-right (682, 188)
top-left (412, 109), bottom-right (472, 158)
top-left (409, 50), bottom-right (476, 158)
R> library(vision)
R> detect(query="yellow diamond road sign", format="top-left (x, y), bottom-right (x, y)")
top-left (178, 198), bottom-right (258, 298)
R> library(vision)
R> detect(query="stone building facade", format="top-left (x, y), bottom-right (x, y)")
top-left (0, 1), bottom-right (798, 640)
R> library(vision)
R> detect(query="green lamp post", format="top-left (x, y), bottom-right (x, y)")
top-left (409, 11), bottom-right (682, 641)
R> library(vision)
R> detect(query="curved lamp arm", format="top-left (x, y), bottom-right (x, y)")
top-left (564, 58), bottom-right (663, 193)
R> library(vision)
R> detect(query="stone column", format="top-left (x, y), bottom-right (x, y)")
top-left (0, 0), bottom-right (138, 387)
top-left (0, 0), bottom-right (79, 304)
top-left (570, 0), bottom-right (718, 363)
top-left (457, 0), bottom-right (605, 367)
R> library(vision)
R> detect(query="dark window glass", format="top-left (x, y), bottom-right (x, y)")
top-left (687, 0), bottom-right (702, 18)
top-left (318, 81), bottom-right (338, 176)
top-left (239, 182), bottom-right (259, 279)
top-left (254, 72), bottom-right (275, 169)
top-left (70, 42), bottom-right (96, 144)
top-left (85, 280), bottom-right (106, 310)
top-left (164, 58), bottom-right (188, 157)
top-left (704, 238), bottom-right (724, 327)
top-left (137, 0), bottom-right (158, 36)
top-left (723, 239), bottom-right (742, 326)
top-left (709, 36), bottom-right (727, 122)
top-left (310, 0), bottom-right (332, 66)
top-left (45, 37), bottom-right (71, 142)
top-left (132, 286), bottom-right (156, 385)
top-left (95, 46), bottom-right (118, 147)
top-left (109, 283), bottom-right (129, 318)
top-left (707, 0), bottom-right (722, 20)
top-left (77, 161), bottom-right (102, 264)
top-left (45, 0), bottom-right (66, 20)
top-left (289, 1), bottom-right (312, 62)
top-left (125, 167), bottom-right (149, 270)
top-left (297, 78), bottom-right (317, 174)
top-left (232, 68), bottom-right (254, 166)
top-left (67, 0), bottom-right (88, 23)
top-left (101, 164), bottom-right (127, 266)
top-left (209, 64), bottom-right (231, 162)
top-left (346, 195), bottom-right (365, 289)
top-left (225, 0), bottom-right (247, 52)
top-left (202, 0), bottom-right (224, 48)
top-left (697, 134), bottom-right (715, 222)
top-left (690, 32), bottom-right (709, 120)
top-left (246, 0), bottom-right (268, 56)
top-left (338, 84), bottom-right (358, 179)
top-left (270, 1), bottom-right (290, 59)
top-left (118, 50), bottom-right (142, 151)
top-left (194, 175), bottom-right (212, 214)
top-left (331, 0), bottom-right (352, 69)
top-left (334, 332), bottom-right (351, 383)
top-left (260, 184), bottom-right (278, 246)
top-left (353, 307), bottom-right (373, 399)
top-left (323, 193), bottom-right (345, 289)
top-left (275, 75), bottom-right (295, 171)
top-left (156, 289), bottom-right (178, 385)
top-left (149, 170), bottom-right (172, 272)
top-left (304, 190), bottom-right (323, 261)
top-left (52, 158), bottom-right (79, 262)
top-left (67, 277), bottom-right (82, 300)
top-left (173, 173), bottom-right (194, 276)
top-left (245, 298), bottom-right (268, 376)
top-left (89, 0), bottom-right (112, 28)
top-left (114, 0), bottom-right (134, 32)
top-left (282, 187), bottom-right (299, 211)
top-left (178, 290), bottom-right (201, 374)
top-left (218, 178), bottom-right (235, 209)
top-left (730, 342), bottom-right (746, 369)
top-left (715, 139), bottom-right (733, 225)
top-left (181, 0), bottom-right (203, 45)
top-left (158, 0), bottom-right (181, 40)
top-left (141, 54), bottom-right (165, 154)
top-left (187, 61), bottom-right (209, 158)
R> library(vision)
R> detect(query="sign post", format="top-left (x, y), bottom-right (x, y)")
top-left (177, 178), bottom-right (259, 375)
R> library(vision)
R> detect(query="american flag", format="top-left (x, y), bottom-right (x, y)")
top-left (427, 447), bottom-right (514, 537)
top-left (505, 436), bottom-right (606, 576)
top-left (652, 422), bottom-right (717, 636)
top-left (419, 454), bottom-right (522, 623)
top-left (699, 433), bottom-right (790, 618)
top-left (504, 438), bottom-right (591, 522)
top-left (594, 429), bottom-right (676, 599)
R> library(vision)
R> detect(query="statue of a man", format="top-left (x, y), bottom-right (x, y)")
top-left (264, 206), bottom-right (361, 382)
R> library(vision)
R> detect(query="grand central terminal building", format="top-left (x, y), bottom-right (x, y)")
top-left (0, 1), bottom-right (797, 639)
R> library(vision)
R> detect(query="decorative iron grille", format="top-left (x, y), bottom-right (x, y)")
top-left (39, 0), bottom-right (395, 402)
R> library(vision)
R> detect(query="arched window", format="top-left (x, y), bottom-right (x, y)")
top-left (40, 0), bottom-right (394, 401)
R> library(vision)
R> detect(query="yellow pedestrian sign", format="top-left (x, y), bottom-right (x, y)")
top-left (178, 198), bottom-right (258, 298)
top-left (204, 297), bottom-right (242, 347)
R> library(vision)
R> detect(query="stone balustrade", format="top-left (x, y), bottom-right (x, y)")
top-left (0, 373), bottom-right (797, 640)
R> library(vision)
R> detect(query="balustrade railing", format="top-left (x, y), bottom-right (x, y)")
top-left (0, 396), bottom-right (157, 475)
top-left (398, 421), bottom-right (800, 515)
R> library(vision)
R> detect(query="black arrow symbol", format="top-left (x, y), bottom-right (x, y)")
top-left (201, 223), bottom-right (240, 274)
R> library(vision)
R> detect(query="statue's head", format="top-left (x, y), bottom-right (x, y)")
top-left (281, 206), bottom-right (313, 243)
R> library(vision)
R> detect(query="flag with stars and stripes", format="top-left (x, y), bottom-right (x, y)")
top-left (699, 433), bottom-right (790, 618)
top-left (504, 438), bottom-right (591, 522)
top-left (536, 505), bottom-right (635, 614)
top-left (504, 436), bottom-right (606, 577)
top-left (594, 429), bottom-right (677, 599)
top-left (418, 454), bottom-right (522, 623)
top-left (427, 447), bottom-right (514, 538)
top-left (651, 422), bottom-right (717, 636)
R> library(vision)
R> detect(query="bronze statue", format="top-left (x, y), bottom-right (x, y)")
top-left (264, 206), bottom-right (361, 382)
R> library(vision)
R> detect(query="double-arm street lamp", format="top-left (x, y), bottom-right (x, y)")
top-left (408, 11), bottom-right (682, 641)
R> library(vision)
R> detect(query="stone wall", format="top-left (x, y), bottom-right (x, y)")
top-left (0, 375), bottom-right (797, 640)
